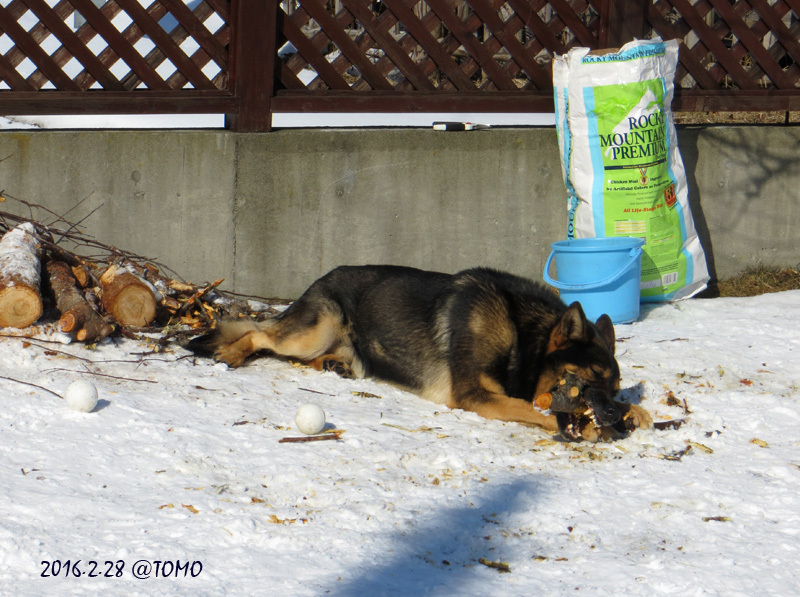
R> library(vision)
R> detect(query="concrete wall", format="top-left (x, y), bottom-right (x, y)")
top-left (679, 127), bottom-right (800, 284)
top-left (0, 126), bottom-right (798, 298)
top-left (0, 131), bottom-right (237, 288)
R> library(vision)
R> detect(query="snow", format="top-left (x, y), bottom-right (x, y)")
top-left (0, 223), bottom-right (41, 288)
top-left (1, 114), bottom-right (225, 130)
top-left (2, 290), bottom-right (800, 595)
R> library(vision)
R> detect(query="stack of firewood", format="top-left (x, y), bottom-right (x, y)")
top-left (0, 216), bottom-right (274, 344)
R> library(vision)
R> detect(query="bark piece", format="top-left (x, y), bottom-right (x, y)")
top-left (47, 260), bottom-right (113, 342)
top-left (100, 264), bottom-right (157, 327)
top-left (0, 223), bottom-right (43, 328)
top-left (70, 264), bottom-right (94, 288)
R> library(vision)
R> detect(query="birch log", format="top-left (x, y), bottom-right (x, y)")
top-left (47, 260), bottom-right (113, 342)
top-left (100, 264), bottom-right (157, 327)
top-left (0, 223), bottom-right (43, 328)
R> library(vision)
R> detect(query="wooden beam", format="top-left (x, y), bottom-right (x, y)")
top-left (271, 90), bottom-right (556, 113)
top-left (673, 89), bottom-right (800, 112)
top-left (226, 0), bottom-right (276, 132)
top-left (602, 0), bottom-right (649, 48)
top-left (0, 90), bottom-right (236, 114)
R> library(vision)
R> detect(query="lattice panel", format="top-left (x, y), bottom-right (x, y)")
top-left (0, 0), bottom-right (230, 91)
top-left (277, 0), bottom-right (601, 92)
top-left (650, 0), bottom-right (800, 91)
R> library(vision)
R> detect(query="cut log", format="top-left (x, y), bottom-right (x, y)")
top-left (0, 222), bottom-right (43, 328)
top-left (100, 264), bottom-right (157, 327)
top-left (47, 260), bottom-right (113, 342)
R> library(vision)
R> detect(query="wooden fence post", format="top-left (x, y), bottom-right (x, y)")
top-left (602, 0), bottom-right (650, 48)
top-left (226, 0), bottom-right (278, 132)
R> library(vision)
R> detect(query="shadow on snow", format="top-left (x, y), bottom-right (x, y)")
top-left (327, 478), bottom-right (543, 596)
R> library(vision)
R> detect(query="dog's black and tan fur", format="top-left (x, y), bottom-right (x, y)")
top-left (189, 266), bottom-right (651, 441)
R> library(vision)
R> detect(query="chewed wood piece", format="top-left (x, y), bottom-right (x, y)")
top-left (534, 371), bottom-right (586, 412)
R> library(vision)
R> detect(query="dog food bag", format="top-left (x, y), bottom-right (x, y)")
top-left (553, 38), bottom-right (709, 301)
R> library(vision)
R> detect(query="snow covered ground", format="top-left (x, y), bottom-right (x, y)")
top-left (1, 289), bottom-right (799, 595)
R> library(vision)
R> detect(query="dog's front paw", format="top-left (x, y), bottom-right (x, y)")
top-left (624, 404), bottom-right (653, 430)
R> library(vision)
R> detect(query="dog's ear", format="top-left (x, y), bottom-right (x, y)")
top-left (549, 302), bottom-right (590, 350)
top-left (594, 314), bottom-right (616, 355)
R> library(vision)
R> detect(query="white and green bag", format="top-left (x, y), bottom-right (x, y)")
top-left (554, 38), bottom-right (709, 301)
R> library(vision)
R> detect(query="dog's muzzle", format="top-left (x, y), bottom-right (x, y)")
top-left (583, 387), bottom-right (622, 427)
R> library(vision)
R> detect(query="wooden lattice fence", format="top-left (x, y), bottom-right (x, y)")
top-left (0, 0), bottom-right (798, 131)
top-left (0, 0), bottom-right (237, 111)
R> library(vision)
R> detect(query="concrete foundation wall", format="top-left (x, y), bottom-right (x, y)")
top-left (0, 126), bottom-right (797, 298)
top-left (0, 131), bottom-right (237, 288)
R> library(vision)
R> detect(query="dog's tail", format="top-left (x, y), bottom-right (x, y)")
top-left (186, 320), bottom-right (263, 359)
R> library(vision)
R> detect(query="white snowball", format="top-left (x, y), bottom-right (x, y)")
top-left (65, 380), bottom-right (98, 413)
top-left (295, 403), bottom-right (326, 435)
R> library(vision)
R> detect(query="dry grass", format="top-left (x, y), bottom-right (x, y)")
top-left (673, 111), bottom-right (799, 125)
top-left (712, 265), bottom-right (800, 298)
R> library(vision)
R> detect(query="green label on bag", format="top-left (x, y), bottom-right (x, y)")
top-left (589, 79), bottom-right (687, 298)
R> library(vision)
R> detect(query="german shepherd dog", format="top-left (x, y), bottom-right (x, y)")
top-left (189, 266), bottom-right (652, 441)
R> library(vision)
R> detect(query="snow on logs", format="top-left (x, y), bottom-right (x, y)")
top-left (0, 223), bottom-right (43, 328)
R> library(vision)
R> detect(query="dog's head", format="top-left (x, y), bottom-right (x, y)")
top-left (535, 302), bottom-right (621, 441)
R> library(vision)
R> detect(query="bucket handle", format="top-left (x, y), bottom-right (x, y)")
top-left (543, 247), bottom-right (642, 291)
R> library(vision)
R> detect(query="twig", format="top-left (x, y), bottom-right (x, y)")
top-left (2, 203), bottom-right (184, 282)
top-left (155, 328), bottom-right (210, 345)
top-left (298, 387), bottom-right (334, 396)
top-left (0, 332), bottom-right (67, 345)
top-left (1, 199), bottom-right (281, 346)
top-left (478, 558), bottom-right (511, 573)
top-left (1, 192), bottom-right (68, 224)
top-left (222, 288), bottom-right (287, 304)
top-left (53, 202), bottom-right (104, 244)
top-left (381, 423), bottom-right (441, 433)
top-left (0, 335), bottom-right (96, 363)
top-left (279, 433), bottom-right (342, 444)
top-left (653, 418), bottom-right (688, 431)
top-left (2, 206), bottom-right (274, 309)
top-left (89, 355), bottom-right (175, 365)
top-left (0, 335), bottom-right (180, 368)
top-left (45, 192), bottom-right (93, 228)
top-left (0, 375), bottom-right (63, 399)
top-left (42, 367), bottom-right (157, 384)
top-left (177, 279), bottom-right (225, 315)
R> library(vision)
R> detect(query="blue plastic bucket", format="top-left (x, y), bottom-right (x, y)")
top-left (543, 237), bottom-right (645, 324)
